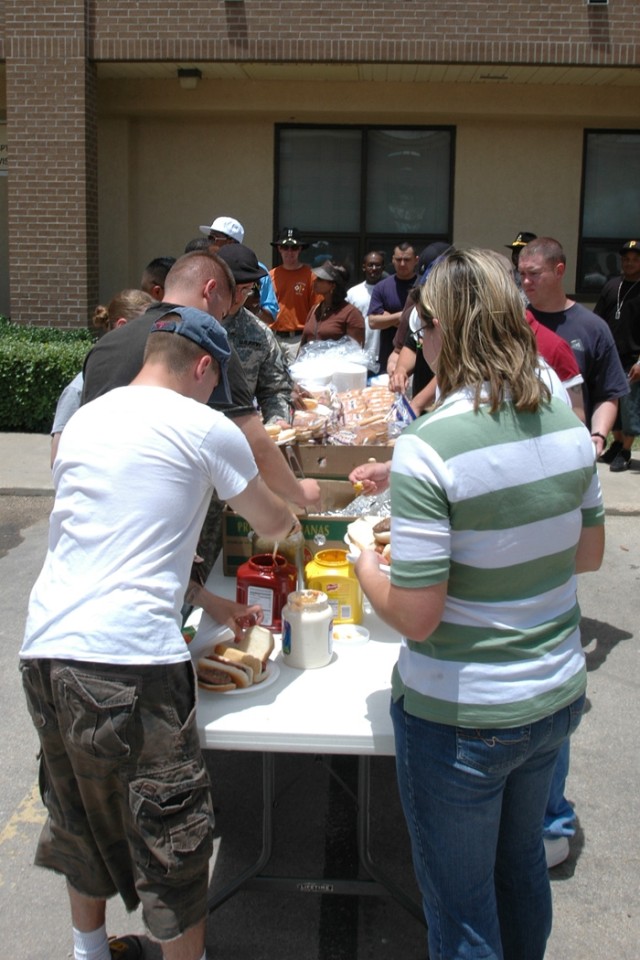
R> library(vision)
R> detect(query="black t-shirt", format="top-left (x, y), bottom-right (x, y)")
top-left (82, 301), bottom-right (256, 417)
top-left (594, 276), bottom-right (640, 370)
top-left (528, 302), bottom-right (629, 426)
top-left (402, 324), bottom-right (435, 396)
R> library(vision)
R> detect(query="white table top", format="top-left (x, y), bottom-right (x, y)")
top-left (193, 562), bottom-right (401, 756)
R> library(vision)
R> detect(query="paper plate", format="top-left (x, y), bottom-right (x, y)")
top-left (332, 624), bottom-right (370, 645)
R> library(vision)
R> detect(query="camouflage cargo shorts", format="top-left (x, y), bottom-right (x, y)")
top-left (20, 657), bottom-right (214, 942)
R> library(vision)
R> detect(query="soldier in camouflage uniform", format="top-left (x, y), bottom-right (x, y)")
top-left (218, 243), bottom-right (293, 426)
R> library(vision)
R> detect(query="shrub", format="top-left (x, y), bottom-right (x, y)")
top-left (0, 318), bottom-right (95, 433)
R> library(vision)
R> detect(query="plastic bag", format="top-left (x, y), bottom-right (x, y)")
top-left (294, 336), bottom-right (378, 373)
top-left (387, 392), bottom-right (417, 438)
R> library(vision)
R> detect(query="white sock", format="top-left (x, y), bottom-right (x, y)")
top-left (72, 924), bottom-right (111, 960)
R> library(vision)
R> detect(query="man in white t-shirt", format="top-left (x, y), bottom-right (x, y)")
top-left (346, 250), bottom-right (385, 371)
top-left (20, 307), bottom-right (297, 960)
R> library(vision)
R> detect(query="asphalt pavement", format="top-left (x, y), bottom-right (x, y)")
top-left (0, 432), bottom-right (638, 959)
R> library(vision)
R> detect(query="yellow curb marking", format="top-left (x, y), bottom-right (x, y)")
top-left (0, 783), bottom-right (46, 846)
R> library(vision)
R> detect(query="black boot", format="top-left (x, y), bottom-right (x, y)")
top-left (598, 440), bottom-right (622, 464)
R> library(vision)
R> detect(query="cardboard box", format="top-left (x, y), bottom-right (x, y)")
top-left (222, 479), bottom-right (359, 576)
top-left (281, 442), bottom-right (390, 480)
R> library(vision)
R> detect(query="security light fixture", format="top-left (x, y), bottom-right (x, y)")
top-left (177, 67), bottom-right (202, 90)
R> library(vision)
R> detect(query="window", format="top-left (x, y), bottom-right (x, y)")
top-left (274, 124), bottom-right (454, 275)
top-left (578, 130), bottom-right (640, 296)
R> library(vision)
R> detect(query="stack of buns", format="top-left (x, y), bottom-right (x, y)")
top-left (197, 624), bottom-right (275, 692)
top-left (264, 385), bottom-right (395, 447)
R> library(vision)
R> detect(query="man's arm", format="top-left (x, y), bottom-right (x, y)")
top-left (226, 474), bottom-right (299, 541)
top-left (590, 398), bottom-right (618, 457)
top-left (389, 346), bottom-right (417, 394)
top-left (232, 412), bottom-right (321, 509)
top-left (567, 385), bottom-right (586, 423)
top-left (368, 310), bottom-right (402, 330)
top-left (254, 329), bottom-right (295, 424)
top-left (257, 271), bottom-right (279, 323)
top-left (368, 283), bottom-right (401, 331)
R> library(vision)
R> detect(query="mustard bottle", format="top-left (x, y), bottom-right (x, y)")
top-left (304, 548), bottom-right (363, 625)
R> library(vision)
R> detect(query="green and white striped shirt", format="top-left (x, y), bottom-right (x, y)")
top-left (390, 387), bottom-right (604, 728)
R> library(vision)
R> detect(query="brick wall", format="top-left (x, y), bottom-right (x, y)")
top-left (5, 1), bottom-right (98, 327)
top-left (88, 0), bottom-right (639, 67)
top-left (0, 0), bottom-right (638, 328)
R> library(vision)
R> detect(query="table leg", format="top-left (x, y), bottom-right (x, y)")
top-left (206, 751), bottom-right (276, 913)
top-left (206, 752), bottom-right (425, 927)
top-left (357, 755), bottom-right (425, 925)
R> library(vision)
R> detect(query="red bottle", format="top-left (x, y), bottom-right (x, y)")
top-left (236, 553), bottom-right (298, 631)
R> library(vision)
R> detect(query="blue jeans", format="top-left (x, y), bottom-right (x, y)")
top-left (391, 694), bottom-right (585, 960)
top-left (544, 738), bottom-right (576, 838)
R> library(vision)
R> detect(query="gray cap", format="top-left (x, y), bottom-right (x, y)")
top-left (150, 306), bottom-right (232, 402)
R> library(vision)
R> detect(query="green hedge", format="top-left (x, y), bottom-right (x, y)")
top-left (0, 318), bottom-right (95, 433)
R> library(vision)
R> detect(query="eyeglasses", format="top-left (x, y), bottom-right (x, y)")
top-left (411, 304), bottom-right (434, 343)
top-left (208, 232), bottom-right (235, 244)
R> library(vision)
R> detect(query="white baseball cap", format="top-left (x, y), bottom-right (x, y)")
top-left (198, 216), bottom-right (244, 243)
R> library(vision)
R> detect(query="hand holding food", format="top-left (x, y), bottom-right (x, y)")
top-left (347, 460), bottom-right (392, 495)
top-left (194, 591), bottom-right (264, 642)
top-left (346, 515), bottom-right (392, 563)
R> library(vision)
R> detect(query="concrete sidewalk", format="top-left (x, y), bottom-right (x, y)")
top-left (1, 431), bottom-right (639, 513)
top-left (1, 436), bottom-right (638, 959)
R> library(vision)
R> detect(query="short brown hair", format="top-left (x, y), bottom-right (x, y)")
top-left (519, 237), bottom-right (566, 268)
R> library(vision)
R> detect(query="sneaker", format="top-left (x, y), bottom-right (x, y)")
top-left (609, 449), bottom-right (631, 472)
top-left (109, 935), bottom-right (143, 959)
top-left (544, 835), bottom-right (570, 868)
top-left (598, 439), bottom-right (622, 464)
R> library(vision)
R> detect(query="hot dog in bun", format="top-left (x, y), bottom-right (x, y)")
top-left (197, 624), bottom-right (276, 692)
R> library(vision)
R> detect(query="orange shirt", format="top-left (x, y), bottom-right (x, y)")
top-left (269, 264), bottom-right (321, 332)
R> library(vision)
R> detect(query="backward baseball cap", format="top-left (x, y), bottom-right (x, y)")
top-left (149, 306), bottom-right (232, 402)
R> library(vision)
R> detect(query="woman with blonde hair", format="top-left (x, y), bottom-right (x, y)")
top-left (353, 248), bottom-right (604, 960)
top-left (91, 288), bottom-right (154, 334)
top-left (51, 289), bottom-right (154, 464)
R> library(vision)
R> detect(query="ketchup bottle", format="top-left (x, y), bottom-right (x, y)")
top-left (236, 553), bottom-right (297, 631)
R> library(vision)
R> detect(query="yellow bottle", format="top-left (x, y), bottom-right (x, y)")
top-left (304, 548), bottom-right (363, 624)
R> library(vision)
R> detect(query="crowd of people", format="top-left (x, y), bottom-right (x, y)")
top-left (21, 214), bottom-right (638, 960)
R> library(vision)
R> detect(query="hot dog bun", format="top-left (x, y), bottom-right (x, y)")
top-left (215, 624), bottom-right (275, 667)
top-left (196, 655), bottom-right (253, 691)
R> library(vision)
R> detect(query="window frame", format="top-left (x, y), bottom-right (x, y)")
top-left (272, 123), bottom-right (455, 271)
top-left (577, 128), bottom-right (640, 298)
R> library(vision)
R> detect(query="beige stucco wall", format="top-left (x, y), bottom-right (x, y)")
top-left (96, 76), bottom-right (640, 303)
top-left (98, 113), bottom-right (276, 302)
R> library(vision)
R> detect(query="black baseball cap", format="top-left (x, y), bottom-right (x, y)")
top-left (620, 240), bottom-right (639, 255)
top-left (217, 243), bottom-right (268, 282)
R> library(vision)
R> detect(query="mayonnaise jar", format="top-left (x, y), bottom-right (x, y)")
top-left (281, 589), bottom-right (333, 670)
